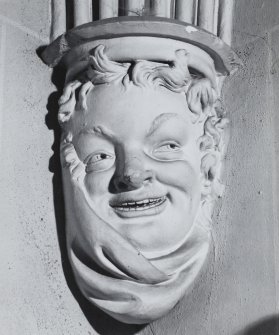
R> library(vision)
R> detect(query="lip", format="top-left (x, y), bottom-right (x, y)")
top-left (110, 196), bottom-right (168, 218)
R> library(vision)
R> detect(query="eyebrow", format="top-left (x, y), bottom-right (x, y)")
top-left (146, 113), bottom-right (181, 137)
top-left (80, 113), bottom-right (184, 138)
top-left (80, 126), bottom-right (116, 139)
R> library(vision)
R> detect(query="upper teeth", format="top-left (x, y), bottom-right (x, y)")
top-left (112, 196), bottom-right (166, 211)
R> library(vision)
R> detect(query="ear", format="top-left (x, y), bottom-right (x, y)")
top-left (200, 152), bottom-right (221, 198)
top-left (198, 112), bottom-right (230, 199)
top-left (60, 136), bottom-right (86, 184)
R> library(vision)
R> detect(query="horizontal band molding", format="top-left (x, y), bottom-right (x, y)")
top-left (42, 17), bottom-right (241, 75)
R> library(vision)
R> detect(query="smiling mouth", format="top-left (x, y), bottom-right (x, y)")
top-left (110, 196), bottom-right (167, 212)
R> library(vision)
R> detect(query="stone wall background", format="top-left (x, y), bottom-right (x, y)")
top-left (0, 0), bottom-right (278, 334)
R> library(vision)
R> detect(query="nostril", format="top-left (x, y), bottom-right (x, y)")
top-left (144, 170), bottom-right (153, 181)
top-left (111, 168), bottom-right (154, 193)
top-left (117, 181), bottom-right (129, 190)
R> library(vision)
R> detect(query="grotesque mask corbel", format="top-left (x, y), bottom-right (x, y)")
top-left (42, 13), bottom-right (241, 324)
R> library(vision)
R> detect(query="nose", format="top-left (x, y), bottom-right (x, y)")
top-left (112, 156), bottom-right (153, 192)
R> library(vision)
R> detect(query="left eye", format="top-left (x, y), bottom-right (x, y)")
top-left (155, 143), bottom-right (181, 152)
top-left (152, 142), bottom-right (182, 161)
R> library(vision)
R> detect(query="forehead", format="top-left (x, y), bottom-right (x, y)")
top-left (82, 84), bottom-right (191, 127)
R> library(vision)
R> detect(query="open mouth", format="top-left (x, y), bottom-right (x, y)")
top-left (110, 196), bottom-right (167, 212)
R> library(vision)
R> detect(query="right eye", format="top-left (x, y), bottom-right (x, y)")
top-left (84, 152), bottom-right (115, 173)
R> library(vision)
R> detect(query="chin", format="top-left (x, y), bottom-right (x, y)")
top-left (102, 199), bottom-right (192, 254)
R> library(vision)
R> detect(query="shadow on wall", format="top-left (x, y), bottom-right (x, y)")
top-left (37, 46), bottom-right (145, 335)
top-left (235, 315), bottom-right (279, 335)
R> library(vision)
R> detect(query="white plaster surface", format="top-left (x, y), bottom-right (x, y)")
top-left (0, 0), bottom-right (278, 334)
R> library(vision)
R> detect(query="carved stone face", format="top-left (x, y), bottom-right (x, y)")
top-left (40, 10), bottom-right (239, 321)
top-left (40, 11), bottom-right (238, 322)
top-left (70, 84), bottom-right (204, 258)
top-left (59, 47), bottom-right (223, 324)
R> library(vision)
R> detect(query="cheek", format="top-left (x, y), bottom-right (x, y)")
top-left (154, 160), bottom-right (202, 197)
top-left (84, 169), bottom-right (114, 198)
